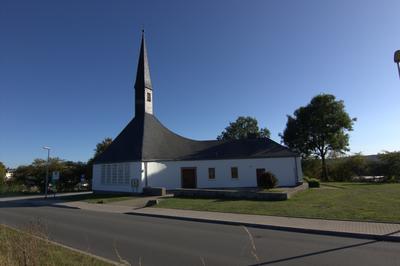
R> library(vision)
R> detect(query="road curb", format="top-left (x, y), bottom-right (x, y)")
top-left (125, 211), bottom-right (400, 242)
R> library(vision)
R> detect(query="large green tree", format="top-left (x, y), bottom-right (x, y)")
top-left (281, 94), bottom-right (355, 180)
top-left (12, 158), bottom-right (87, 192)
top-left (0, 162), bottom-right (6, 185)
top-left (94, 137), bottom-right (113, 158)
top-left (217, 116), bottom-right (271, 140)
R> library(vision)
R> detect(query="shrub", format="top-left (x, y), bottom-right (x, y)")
top-left (328, 154), bottom-right (368, 182)
top-left (258, 171), bottom-right (278, 189)
top-left (307, 178), bottom-right (320, 188)
top-left (302, 159), bottom-right (322, 179)
top-left (379, 151), bottom-right (400, 181)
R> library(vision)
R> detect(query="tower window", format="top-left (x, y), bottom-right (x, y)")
top-left (147, 92), bottom-right (151, 102)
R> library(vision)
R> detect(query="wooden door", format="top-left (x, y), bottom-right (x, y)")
top-left (181, 168), bottom-right (197, 188)
top-left (256, 168), bottom-right (266, 187)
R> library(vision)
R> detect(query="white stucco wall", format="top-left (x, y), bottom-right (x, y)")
top-left (145, 157), bottom-right (302, 189)
top-left (93, 157), bottom-right (302, 192)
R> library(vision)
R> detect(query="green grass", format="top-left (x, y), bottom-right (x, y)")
top-left (61, 193), bottom-right (137, 204)
top-left (0, 224), bottom-right (113, 266)
top-left (156, 182), bottom-right (400, 223)
top-left (0, 184), bottom-right (41, 198)
top-left (0, 191), bottom-right (41, 198)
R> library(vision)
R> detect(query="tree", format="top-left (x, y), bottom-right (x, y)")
top-left (57, 161), bottom-right (87, 192)
top-left (329, 154), bottom-right (367, 181)
top-left (217, 116), bottom-right (271, 140)
top-left (281, 94), bottom-right (355, 180)
top-left (94, 137), bottom-right (113, 158)
top-left (378, 151), bottom-right (400, 181)
top-left (11, 158), bottom-right (87, 192)
top-left (0, 162), bottom-right (6, 185)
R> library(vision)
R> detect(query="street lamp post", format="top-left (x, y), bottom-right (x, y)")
top-left (43, 146), bottom-right (51, 199)
top-left (394, 50), bottom-right (400, 79)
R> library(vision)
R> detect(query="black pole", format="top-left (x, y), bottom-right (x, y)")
top-left (45, 149), bottom-right (49, 199)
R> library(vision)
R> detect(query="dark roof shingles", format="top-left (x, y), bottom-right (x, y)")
top-left (94, 114), bottom-right (297, 164)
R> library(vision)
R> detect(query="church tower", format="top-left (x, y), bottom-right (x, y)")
top-left (134, 30), bottom-right (153, 117)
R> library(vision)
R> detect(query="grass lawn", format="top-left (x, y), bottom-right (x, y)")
top-left (0, 191), bottom-right (41, 198)
top-left (156, 183), bottom-right (400, 223)
top-left (60, 193), bottom-right (137, 204)
top-left (0, 224), bottom-right (113, 266)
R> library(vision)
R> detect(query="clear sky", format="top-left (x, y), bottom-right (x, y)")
top-left (1, 0), bottom-right (400, 168)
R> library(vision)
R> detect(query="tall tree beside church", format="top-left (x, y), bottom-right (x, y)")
top-left (217, 116), bottom-right (271, 140)
top-left (94, 137), bottom-right (113, 158)
top-left (281, 94), bottom-right (355, 180)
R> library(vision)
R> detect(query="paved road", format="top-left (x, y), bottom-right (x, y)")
top-left (0, 204), bottom-right (399, 266)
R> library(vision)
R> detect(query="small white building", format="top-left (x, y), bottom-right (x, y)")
top-left (5, 169), bottom-right (14, 181)
top-left (92, 32), bottom-right (302, 193)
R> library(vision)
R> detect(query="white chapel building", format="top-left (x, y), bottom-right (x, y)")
top-left (92, 33), bottom-right (303, 193)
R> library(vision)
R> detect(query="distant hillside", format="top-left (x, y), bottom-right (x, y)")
top-left (324, 154), bottom-right (380, 163)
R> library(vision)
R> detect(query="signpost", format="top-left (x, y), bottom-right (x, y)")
top-left (43, 146), bottom-right (51, 199)
top-left (51, 171), bottom-right (59, 198)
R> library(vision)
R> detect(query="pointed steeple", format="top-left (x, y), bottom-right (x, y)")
top-left (135, 30), bottom-right (152, 90)
top-left (135, 30), bottom-right (154, 117)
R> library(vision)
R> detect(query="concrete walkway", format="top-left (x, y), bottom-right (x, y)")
top-left (127, 207), bottom-right (400, 241)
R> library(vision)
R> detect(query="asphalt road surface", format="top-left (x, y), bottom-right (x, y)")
top-left (0, 203), bottom-right (399, 266)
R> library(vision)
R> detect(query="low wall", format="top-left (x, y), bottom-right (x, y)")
top-left (168, 189), bottom-right (288, 201)
top-left (143, 187), bottom-right (167, 196)
top-left (92, 190), bottom-right (141, 195)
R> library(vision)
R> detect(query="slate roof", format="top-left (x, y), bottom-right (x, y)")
top-left (93, 113), bottom-right (298, 164)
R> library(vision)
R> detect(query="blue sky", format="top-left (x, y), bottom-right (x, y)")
top-left (1, 0), bottom-right (400, 168)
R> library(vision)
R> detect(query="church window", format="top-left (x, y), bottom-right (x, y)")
top-left (101, 165), bottom-right (105, 184)
top-left (231, 167), bottom-right (239, 179)
top-left (112, 164), bottom-right (118, 184)
top-left (105, 165), bottom-right (111, 184)
top-left (124, 163), bottom-right (130, 184)
top-left (208, 168), bottom-right (215, 179)
top-left (117, 164), bottom-right (124, 184)
top-left (100, 163), bottom-right (130, 185)
top-left (147, 92), bottom-right (151, 102)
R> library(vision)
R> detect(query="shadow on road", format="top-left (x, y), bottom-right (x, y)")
top-left (249, 239), bottom-right (378, 265)
top-left (249, 227), bottom-right (400, 266)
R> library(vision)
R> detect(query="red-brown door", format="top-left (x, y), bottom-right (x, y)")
top-left (256, 168), bottom-right (266, 187)
top-left (181, 168), bottom-right (197, 188)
